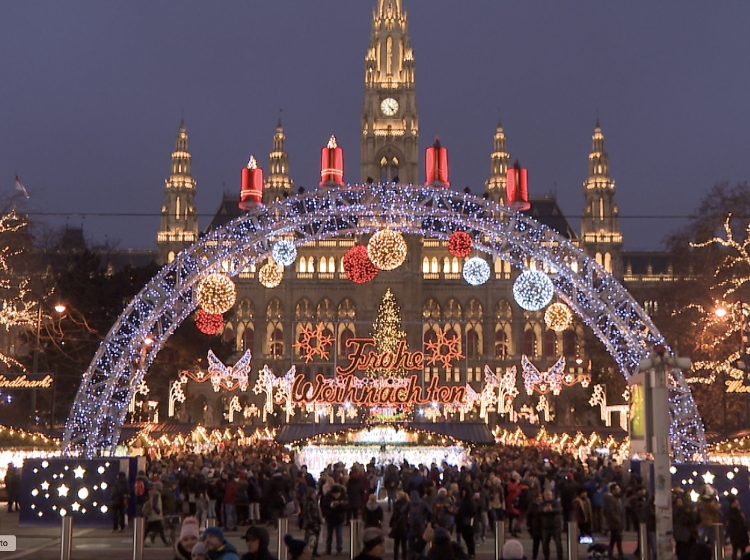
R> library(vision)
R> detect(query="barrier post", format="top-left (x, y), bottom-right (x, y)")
top-left (132, 516), bottom-right (145, 560)
top-left (638, 523), bottom-right (648, 560)
top-left (566, 521), bottom-right (579, 560)
top-left (278, 518), bottom-right (289, 560)
top-left (494, 520), bottom-right (505, 560)
top-left (350, 519), bottom-right (363, 560)
top-left (60, 517), bottom-right (73, 560)
top-left (713, 523), bottom-right (725, 560)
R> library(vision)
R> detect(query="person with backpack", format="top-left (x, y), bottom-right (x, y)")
top-left (133, 470), bottom-right (150, 517)
top-left (111, 471), bottom-right (129, 532)
top-left (407, 490), bottom-right (433, 554)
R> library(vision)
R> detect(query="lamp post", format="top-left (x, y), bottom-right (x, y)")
top-left (30, 301), bottom-right (66, 426)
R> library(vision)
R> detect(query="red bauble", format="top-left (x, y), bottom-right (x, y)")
top-left (448, 231), bottom-right (472, 258)
top-left (196, 309), bottom-right (224, 336)
top-left (343, 245), bottom-right (378, 284)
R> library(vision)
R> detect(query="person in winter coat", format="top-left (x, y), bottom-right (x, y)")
top-left (505, 474), bottom-right (528, 537)
top-left (174, 517), bottom-right (200, 560)
top-left (110, 471), bottom-right (129, 531)
top-left (672, 496), bottom-right (697, 560)
top-left (143, 482), bottom-right (171, 546)
top-left (389, 491), bottom-right (410, 560)
top-left (407, 490), bottom-right (433, 554)
top-left (433, 488), bottom-right (456, 532)
top-left (5, 465), bottom-right (20, 513)
top-left (204, 526), bottom-right (240, 560)
top-left (572, 488), bottom-right (593, 538)
top-left (540, 489), bottom-right (563, 560)
top-left (300, 485), bottom-right (322, 557)
top-left (526, 493), bottom-right (544, 560)
top-left (384, 465), bottom-right (400, 512)
top-left (353, 528), bottom-right (386, 560)
top-left (726, 497), bottom-right (750, 560)
top-left (456, 486), bottom-right (477, 559)
top-left (634, 486), bottom-right (657, 560)
top-left (347, 466), bottom-right (366, 520)
top-left (363, 493), bottom-right (384, 529)
top-left (321, 484), bottom-right (348, 555)
top-left (241, 526), bottom-right (277, 560)
top-left (603, 484), bottom-right (624, 559)
top-left (133, 470), bottom-right (151, 517)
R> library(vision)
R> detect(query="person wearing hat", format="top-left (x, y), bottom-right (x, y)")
top-left (321, 484), bottom-right (348, 556)
top-left (241, 525), bottom-right (277, 560)
top-left (174, 517), bottom-right (201, 560)
top-left (203, 526), bottom-right (240, 560)
top-left (353, 528), bottom-right (385, 560)
top-left (284, 534), bottom-right (312, 560)
top-left (192, 542), bottom-right (207, 560)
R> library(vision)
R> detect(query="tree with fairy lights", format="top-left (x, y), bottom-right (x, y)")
top-left (367, 288), bottom-right (407, 379)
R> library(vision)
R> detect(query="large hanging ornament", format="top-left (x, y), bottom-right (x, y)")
top-left (195, 309), bottom-right (224, 336)
top-left (271, 239), bottom-right (297, 267)
top-left (448, 231), bottom-right (472, 258)
top-left (367, 230), bottom-right (407, 271)
top-left (545, 303), bottom-right (572, 332)
top-left (259, 261), bottom-right (284, 288)
top-left (196, 274), bottom-right (237, 314)
top-left (513, 270), bottom-right (554, 311)
top-left (462, 257), bottom-right (490, 286)
top-left (343, 245), bottom-right (378, 284)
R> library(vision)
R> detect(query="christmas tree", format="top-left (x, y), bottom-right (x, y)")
top-left (368, 288), bottom-right (407, 379)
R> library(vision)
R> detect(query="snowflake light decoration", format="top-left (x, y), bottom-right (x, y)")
top-left (271, 240), bottom-right (297, 267)
top-left (425, 329), bottom-right (464, 369)
top-left (293, 322), bottom-right (335, 363)
top-left (448, 231), bottom-right (472, 258)
top-left (521, 355), bottom-right (566, 395)
top-left (463, 257), bottom-right (490, 286)
top-left (513, 270), bottom-right (554, 311)
top-left (544, 303), bottom-right (572, 332)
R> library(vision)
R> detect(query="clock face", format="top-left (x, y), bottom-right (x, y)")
top-left (380, 98), bottom-right (399, 117)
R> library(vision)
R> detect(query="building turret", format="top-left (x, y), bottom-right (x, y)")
top-left (264, 120), bottom-right (293, 203)
top-left (485, 121), bottom-right (510, 204)
top-left (360, 0), bottom-right (418, 185)
top-left (581, 120), bottom-right (623, 276)
top-left (157, 120), bottom-right (198, 264)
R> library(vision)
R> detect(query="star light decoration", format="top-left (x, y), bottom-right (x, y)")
top-left (207, 350), bottom-right (251, 392)
top-left (293, 322), bottom-right (335, 363)
top-left (425, 329), bottom-right (464, 369)
top-left (196, 273), bottom-right (237, 314)
top-left (343, 245), bottom-right (378, 284)
top-left (544, 303), bottom-right (573, 332)
top-left (463, 257), bottom-right (491, 286)
top-left (367, 230), bottom-right (407, 270)
top-left (259, 261), bottom-right (284, 288)
top-left (513, 270), bottom-right (554, 311)
top-left (271, 239), bottom-right (297, 267)
top-left (448, 231), bottom-right (472, 258)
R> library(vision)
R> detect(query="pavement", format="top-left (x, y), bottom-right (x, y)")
top-left (0, 507), bottom-right (658, 560)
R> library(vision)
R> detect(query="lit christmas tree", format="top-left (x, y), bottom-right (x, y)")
top-left (368, 288), bottom-right (407, 379)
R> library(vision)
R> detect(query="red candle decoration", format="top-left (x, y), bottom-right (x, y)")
top-left (320, 135), bottom-right (344, 187)
top-left (343, 245), bottom-right (378, 284)
top-left (425, 137), bottom-right (450, 186)
top-left (196, 310), bottom-right (224, 336)
top-left (239, 156), bottom-right (264, 210)
top-left (506, 159), bottom-right (531, 211)
top-left (448, 231), bottom-right (472, 258)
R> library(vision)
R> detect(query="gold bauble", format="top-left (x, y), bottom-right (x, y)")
top-left (259, 261), bottom-right (284, 288)
top-left (544, 302), bottom-right (573, 332)
top-left (367, 230), bottom-right (407, 271)
top-left (196, 274), bottom-right (237, 314)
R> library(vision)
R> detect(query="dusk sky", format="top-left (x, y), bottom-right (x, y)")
top-left (2, 1), bottom-right (749, 251)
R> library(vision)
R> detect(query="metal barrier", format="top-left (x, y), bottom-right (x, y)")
top-left (278, 518), bottom-right (289, 560)
top-left (60, 517), bottom-right (73, 560)
top-left (494, 520), bottom-right (505, 560)
top-left (566, 521), bottom-right (579, 560)
top-left (713, 523), bottom-right (725, 560)
top-left (638, 523), bottom-right (647, 560)
top-left (132, 517), bottom-right (145, 560)
top-left (350, 519), bottom-right (363, 560)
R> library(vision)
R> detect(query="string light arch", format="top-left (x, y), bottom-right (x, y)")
top-left (63, 183), bottom-right (705, 461)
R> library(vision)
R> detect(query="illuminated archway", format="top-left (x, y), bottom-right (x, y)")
top-left (64, 184), bottom-right (705, 460)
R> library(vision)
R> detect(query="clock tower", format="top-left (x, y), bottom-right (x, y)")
top-left (360, 0), bottom-right (418, 185)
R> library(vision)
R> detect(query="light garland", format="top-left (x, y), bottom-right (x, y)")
top-left (195, 310), bottom-right (224, 335)
top-left (259, 261), bottom-right (283, 288)
top-left (343, 245), bottom-right (378, 283)
top-left (513, 269), bottom-right (554, 311)
top-left (463, 256), bottom-right (490, 286)
top-left (368, 230), bottom-right (407, 270)
top-left (196, 274), bottom-right (237, 314)
top-left (448, 231), bottom-right (472, 258)
top-left (271, 239), bottom-right (297, 267)
top-left (545, 302), bottom-right (572, 332)
top-left (64, 183), bottom-right (704, 462)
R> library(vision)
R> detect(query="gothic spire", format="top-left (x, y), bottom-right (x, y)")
top-left (485, 121), bottom-right (510, 204)
top-left (264, 120), bottom-right (293, 203)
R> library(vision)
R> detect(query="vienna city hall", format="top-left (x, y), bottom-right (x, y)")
top-left (138, 0), bottom-right (678, 456)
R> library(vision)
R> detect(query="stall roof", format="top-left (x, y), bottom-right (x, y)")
top-left (276, 422), bottom-right (495, 445)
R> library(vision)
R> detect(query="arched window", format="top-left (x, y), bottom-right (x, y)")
top-left (320, 257), bottom-right (328, 273)
top-left (595, 253), bottom-right (603, 266)
top-left (443, 257), bottom-right (450, 274)
top-left (544, 330), bottom-right (557, 356)
top-left (340, 326), bottom-right (355, 355)
top-left (317, 298), bottom-right (335, 322)
top-left (524, 329), bottom-right (537, 357)
top-left (422, 257), bottom-right (429, 274)
top-left (563, 331), bottom-right (577, 356)
top-left (307, 256), bottom-right (315, 273)
top-left (466, 328), bottom-right (480, 358)
top-left (431, 257), bottom-right (438, 274)
top-left (328, 257), bottom-right (335, 273)
top-left (494, 330), bottom-right (509, 358)
top-left (243, 327), bottom-right (255, 353)
top-left (604, 252), bottom-right (612, 273)
top-left (451, 257), bottom-right (459, 274)
top-left (299, 258), bottom-right (307, 273)
top-left (270, 328), bottom-right (284, 358)
top-left (424, 328), bottom-right (438, 347)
